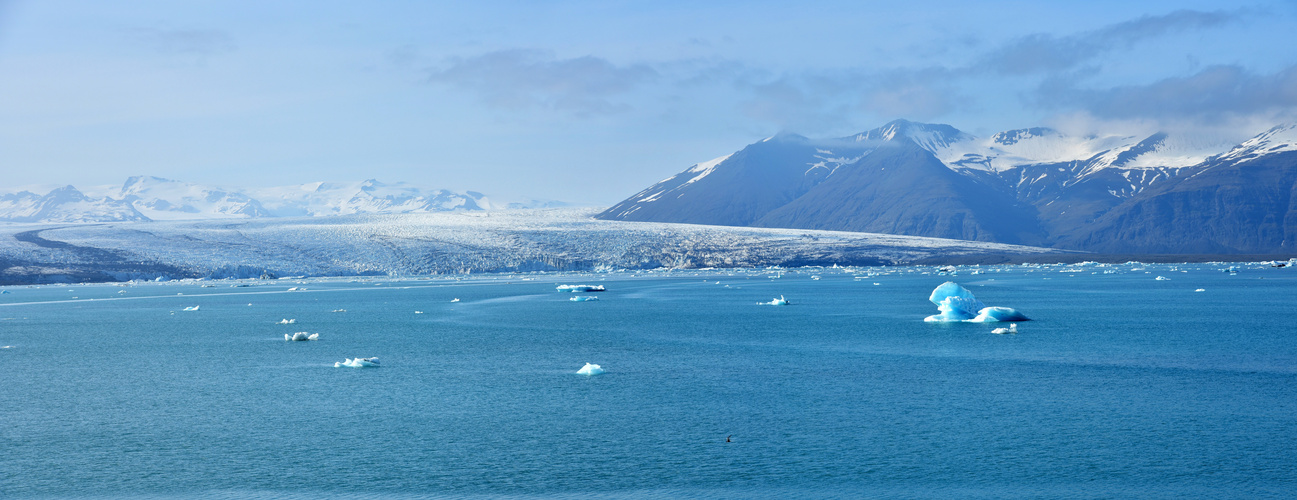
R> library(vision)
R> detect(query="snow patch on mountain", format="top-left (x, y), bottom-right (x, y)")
top-left (1212, 124), bottom-right (1297, 165)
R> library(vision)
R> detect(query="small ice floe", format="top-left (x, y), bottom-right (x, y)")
top-left (0, 290), bottom-right (9, 294)
top-left (332, 309), bottom-right (347, 313)
top-left (1224, 266), bottom-right (1240, 273)
top-left (335, 357), bottom-right (379, 368)
top-left (556, 284), bottom-right (605, 293)
top-left (762, 295), bottom-right (789, 306)
top-left (287, 287), bottom-right (301, 291)
top-left (811, 275), bottom-right (821, 280)
top-left (285, 332), bottom-right (319, 341)
top-left (925, 282), bottom-right (1029, 323)
top-left (182, 306), bottom-right (200, 312)
top-left (414, 310), bottom-right (424, 314)
top-left (450, 298), bottom-right (460, 303)
top-left (570, 296), bottom-right (599, 302)
top-left (577, 363), bottom-right (605, 376)
top-left (1155, 276), bottom-right (1170, 281)
top-left (1195, 288), bottom-right (1206, 292)
top-left (1, 345), bottom-right (13, 349)
top-left (991, 324), bottom-right (1018, 335)
top-left (277, 319), bottom-right (296, 325)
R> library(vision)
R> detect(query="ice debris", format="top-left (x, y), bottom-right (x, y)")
top-left (451, 298), bottom-right (460, 302)
top-left (182, 305), bottom-right (200, 311)
top-left (1155, 276), bottom-right (1170, 281)
top-left (285, 332), bottom-right (319, 341)
top-left (577, 362), bottom-right (605, 375)
top-left (924, 282), bottom-right (1029, 323)
top-left (570, 296), bottom-right (598, 302)
top-left (277, 319), bottom-right (296, 324)
top-left (557, 284), bottom-right (605, 293)
top-left (335, 357), bottom-right (379, 368)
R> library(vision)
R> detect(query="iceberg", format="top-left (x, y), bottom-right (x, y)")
top-left (762, 295), bottom-right (789, 306)
top-left (285, 332), bottom-right (319, 341)
top-left (570, 296), bottom-right (598, 302)
top-left (277, 318), bottom-right (296, 324)
top-left (335, 357), bottom-right (379, 368)
top-left (577, 362), bottom-right (605, 375)
top-left (450, 298), bottom-right (460, 302)
top-left (991, 324), bottom-right (1018, 334)
top-left (556, 284), bottom-right (605, 293)
top-left (924, 282), bottom-right (1029, 323)
top-left (182, 305), bottom-right (200, 311)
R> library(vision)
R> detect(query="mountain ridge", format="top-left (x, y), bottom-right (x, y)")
top-left (598, 120), bottom-right (1297, 254)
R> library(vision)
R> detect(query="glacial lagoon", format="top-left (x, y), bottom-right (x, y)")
top-left (2, 262), bottom-right (1295, 498)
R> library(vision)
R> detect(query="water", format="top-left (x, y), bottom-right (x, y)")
top-left (2, 264), bottom-right (1295, 498)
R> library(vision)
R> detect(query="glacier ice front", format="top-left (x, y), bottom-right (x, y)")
top-left (924, 282), bottom-right (1029, 323)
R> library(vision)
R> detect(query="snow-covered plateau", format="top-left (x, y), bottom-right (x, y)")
top-left (0, 208), bottom-right (1066, 283)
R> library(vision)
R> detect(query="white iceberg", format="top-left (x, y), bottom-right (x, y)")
top-left (285, 332), bottom-right (319, 341)
top-left (1155, 276), bottom-right (1170, 281)
top-left (1195, 288), bottom-right (1206, 292)
top-left (577, 362), bottom-right (605, 375)
top-left (451, 298), bottom-right (460, 302)
top-left (991, 324), bottom-right (1018, 334)
top-left (924, 282), bottom-right (1029, 323)
top-left (335, 357), bottom-right (379, 368)
top-left (277, 318), bottom-right (296, 324)
top-left (182, 305), bottom-right (200, 311)
top-left (570, 296), bottom-right (598, 302)
top-left (762, 295), bottom-right (789, 306)
top-left (556, 284), bottom-right (605, 293)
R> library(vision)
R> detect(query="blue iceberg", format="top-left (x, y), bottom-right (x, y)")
top-left (925, 282), bottom-right (1029, 323)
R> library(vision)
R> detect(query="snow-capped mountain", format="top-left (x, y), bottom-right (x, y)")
top-left (0, 178), bottom-right (498, 223)
top-left (599, 119), bottom-right (1297, 253)
top-left (0, 186), bottom-right (147, 223)
top-left (245, 179), bottom-right (490, 217)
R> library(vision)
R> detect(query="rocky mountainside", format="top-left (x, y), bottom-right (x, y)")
top-left (599, 120), bottom-right (1297, 254)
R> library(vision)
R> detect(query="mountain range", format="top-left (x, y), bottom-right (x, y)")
top-left (598, 120), bottom-right (1297, 254)
top-left (0, 177), bottom-right (561, 223)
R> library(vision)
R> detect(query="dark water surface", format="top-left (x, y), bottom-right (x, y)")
top-left (2, 264), bottom-right (1295, 498)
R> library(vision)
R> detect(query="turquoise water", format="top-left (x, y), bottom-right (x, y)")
top-left (2, 264), bottom-right (1295, 498)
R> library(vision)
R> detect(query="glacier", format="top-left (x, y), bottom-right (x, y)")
top-left (924, 282), bottom-right (1029, 323)
top-left (0, 208), bottom-right (1069, 284)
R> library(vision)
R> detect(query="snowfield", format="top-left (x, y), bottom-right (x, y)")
top-left (0, 208), bottom-right (1066, 282)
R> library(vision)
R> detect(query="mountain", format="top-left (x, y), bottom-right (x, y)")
top-left (0, 186), bottom-right (147, 223)
top-left (0, 178), bottom-right (498, 223)
top-left (599, 119), bottom-right (1297, 254)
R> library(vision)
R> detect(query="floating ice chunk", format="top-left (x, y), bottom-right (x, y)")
top-left (762, 295), bottom-right (789, 306)
top-left (182, 305), bottom-right (200, 311)
top-left (969, 307), bottom-right (1031, 323)
top-left (1155, 276), bottom-right (1170, 281)
top-left (577, 362), bottom-right (605, 375)
top-left (556, 285), bottom-right (605, 293)
top-left (277, 319), bottom-right (296, 324)
top-left (1195, 288), bottom-right (1206, 292)
top-left (285, 332), bottom-right (319, 341)
top-left (332, 309), bottom-right (347, 312)
top-left (451, 298), bottom-right (460, 302)
top-left (414, 311), bottom-right (424, 314)
top-left (570, 296), bottom-right (598, 302)
top-left (924, 282), bottom-right (1028, 323)
top-left (335, 357), bottom-right (379, 368)
top-left (991, 324), bottom-right (1018, 334)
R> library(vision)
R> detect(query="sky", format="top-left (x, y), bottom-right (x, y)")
top-left (2, 0), bottom-right (1297, 205)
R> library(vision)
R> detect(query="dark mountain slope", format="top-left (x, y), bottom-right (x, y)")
top-left (752, 141), bottom-right (1046, 245)
top-left (1055, 152), bottom-right (1297, 253)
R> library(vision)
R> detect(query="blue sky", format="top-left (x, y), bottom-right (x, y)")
top-left (2, 0), bottom-right (1296, 204)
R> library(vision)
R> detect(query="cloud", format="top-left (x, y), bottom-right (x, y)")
top-left (134, 28), bottom-right (236, 59)
top-left (1036, 64), bottom-right (1297, 123)
top-left (427, 49), bottom-right (657, 116)
top-left (982, 9), bottom-right (1241, 75)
